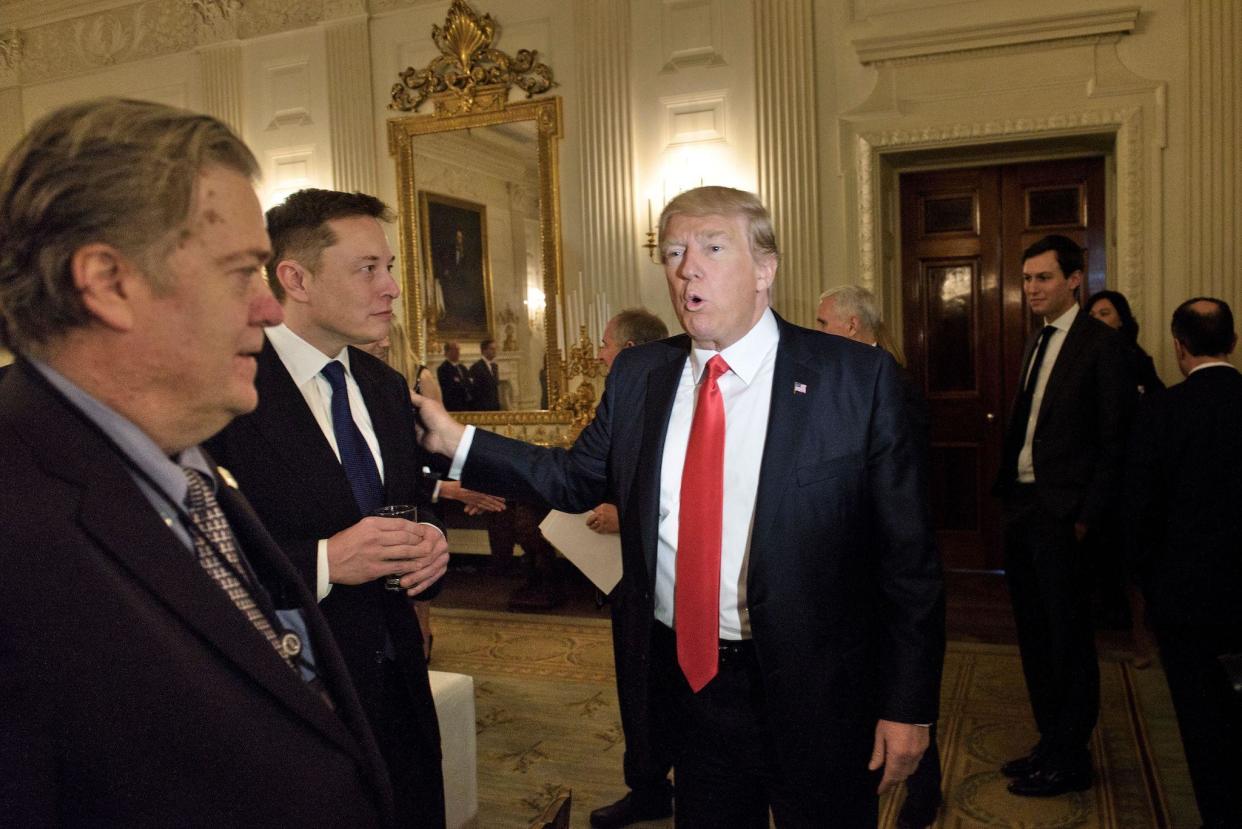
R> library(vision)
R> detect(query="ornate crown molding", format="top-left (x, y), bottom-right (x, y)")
top-left (388, 0), bottom-right (554, 115)
top-left (189, 0), bottom-right (243, 25)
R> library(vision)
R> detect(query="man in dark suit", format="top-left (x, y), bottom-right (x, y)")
top-left (586, 308), bottom-right (674, 829)
top-left (0, 98), bottom-right (393, 825)
top-left (436, 340), bottom-right (473, 411)
top-left (993, 234), bottom-right (1128, 797)
top-left (817, 285), bottom-right (941, 829)
top-left (205, 189), bottom-right (449, 827)
top-left (415, 186), bottom-right (944, 826)
top-left (468, 337), bottom-right (501, 410)
top-left (1126, 297), bottom-right (1242, 828)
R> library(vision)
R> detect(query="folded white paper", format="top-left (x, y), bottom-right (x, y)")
top-left (538, 510), bottom-right (623, 594)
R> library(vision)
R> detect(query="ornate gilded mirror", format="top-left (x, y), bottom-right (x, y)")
top-left (388, 0), bottom-right (589, 446)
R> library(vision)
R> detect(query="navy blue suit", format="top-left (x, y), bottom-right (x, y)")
top-left (205, 340), bottom-right (446, 828)
top-left (460, 313), bottom-right (944, 822)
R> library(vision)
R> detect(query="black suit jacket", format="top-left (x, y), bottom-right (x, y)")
top-left (0, 361), bottom-right (393, 827)
top-left (995, 310), bottom-right (1128, 528)
top-left (467, 358), bottom-right (500, 411)
top-left (460, 314), bottom-right (944, 793)
top-left (204, 341), bottom-right (443, 791)
top-left (436, 360), bottom-right (472, 411)
top-left (1125, 365), bottom-right (1242, 626)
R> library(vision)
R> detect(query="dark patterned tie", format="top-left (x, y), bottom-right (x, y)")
top-left (182, 467), bottom-right (295, 670)
top-left (320, 360), bottom-right (384, 515)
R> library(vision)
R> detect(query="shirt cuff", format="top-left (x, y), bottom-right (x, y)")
top-left (316, 539), bottom-right (332, 601)
top-left (448, 425), bottom-right (476, 480)
top-left (431, 479), bottom-right (442, 503)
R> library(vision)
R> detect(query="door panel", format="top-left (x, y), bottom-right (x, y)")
top-left (901, 157), bottom-right (1105, 570)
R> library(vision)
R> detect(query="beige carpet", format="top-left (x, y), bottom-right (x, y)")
top-left (430, 608), bottom-right (1170, 828)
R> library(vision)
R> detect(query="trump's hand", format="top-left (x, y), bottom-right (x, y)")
top-left (586, 503), bottom-right (620, 534)
top-left (410, 390), bottom-right (467, 459)
top-left (869, 719), bottom-right (929, 794)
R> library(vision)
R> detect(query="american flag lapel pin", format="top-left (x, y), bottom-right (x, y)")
top-left (793, 382), bottom-right (807, 394)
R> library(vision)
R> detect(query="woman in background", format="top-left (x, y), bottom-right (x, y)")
top-left (1086, 289), bottom-right (1163, 668)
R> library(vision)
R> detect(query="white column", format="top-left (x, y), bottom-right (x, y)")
top-left (573, 0), bottom-right (639, 312)
top-left (198, 44), bottom-right (243, 134)
top-left (1186, 2), bottom-right (1240, 316)
top-left (324, 15), bottom-right (378, 195)
top-left (754, 0), bottom-right (821, 326)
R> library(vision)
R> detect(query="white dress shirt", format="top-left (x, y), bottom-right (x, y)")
top-left (653, 308), bottom-right (778, 640)
top-left (266, 324), bottom-right (386, 600)
top-left (1018, 303), bottom-right (1078, 483)
top-left (451, 309), bottom-right (779, 639)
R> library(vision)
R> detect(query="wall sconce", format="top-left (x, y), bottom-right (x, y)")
top-left (642, 199), bottom-right (661, 263)
top-left (525, 285), bottom-right (545, 334)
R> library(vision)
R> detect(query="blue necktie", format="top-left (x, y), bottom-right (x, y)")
top-left (320, 360), bottom-right (384, 515)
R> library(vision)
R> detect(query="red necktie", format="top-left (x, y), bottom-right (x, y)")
top-left (676, 354), bottom-right (730, 692)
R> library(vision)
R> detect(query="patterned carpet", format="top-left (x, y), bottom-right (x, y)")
top-left (430, 608), bottom-right (1170, 828)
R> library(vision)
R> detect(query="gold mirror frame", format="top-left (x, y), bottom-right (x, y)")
top-left (388, 96), bottom-right (576, 445)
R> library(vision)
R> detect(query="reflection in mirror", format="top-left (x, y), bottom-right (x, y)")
top-left (413, 120), bottom-right (543, 410)
top-left (390, 97), bottom-right (576, 444)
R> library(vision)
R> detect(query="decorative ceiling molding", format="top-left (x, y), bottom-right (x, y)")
top-left (189, 0), bottom-right (243, 26)
top-left (852, 6), bottom-right (1140, 65)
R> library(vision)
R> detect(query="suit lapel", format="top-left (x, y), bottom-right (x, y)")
top-left (349, 349), bottom-right (405, 506)
top-left (1037, 311), bottom-right (1089, 429)
top-left (634, 340), bottom-right (687, 590)
top-left (12, 373), bottom-right (364, 762)
top-left (213, 482), bottom-right (377, 763)
top-left (251, 340), bottom-right (357, 514)
top-left (750, 318), bottom-right (814, 566)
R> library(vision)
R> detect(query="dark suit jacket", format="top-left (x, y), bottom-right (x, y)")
top-left (1125, 364), bottom-right (1242, 626)
top-left (467, 358), bottom-right (500, 411)
top-left (0, 361), bottom-right (393, 827)
top-left (204, 340), bottom-right (444, 807)
top-left (995, 310), bottom-right (1128, 529)
top-left (436, 359), bottom-right (472, 411)
top-left (460, 314), bottom-right (944, 794)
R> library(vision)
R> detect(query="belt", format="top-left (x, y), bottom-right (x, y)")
top-left (654, 623), bottom-right (756, 667)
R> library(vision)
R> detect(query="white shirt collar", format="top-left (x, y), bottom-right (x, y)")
top-left (688, 307), bottom-right (779, 385)
top-left (1046, 302), bottom-right (1079, 332)
top-left (265, 323), bottom-right (353, 387)
top-left (1188, 360), bottom-right (1236, 376)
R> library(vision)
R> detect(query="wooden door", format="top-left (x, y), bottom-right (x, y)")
top-left (901, 157), bottom-right (1105, 570)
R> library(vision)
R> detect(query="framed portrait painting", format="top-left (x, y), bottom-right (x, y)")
top-left (419, 191), bottom-right (493, 341)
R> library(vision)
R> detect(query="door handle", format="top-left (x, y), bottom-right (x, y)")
top-left (985, 412), bottom-right (996, 422)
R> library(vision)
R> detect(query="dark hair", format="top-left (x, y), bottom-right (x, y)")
top-left (1171, 297), bottom-right (1235, 357)
top-left (611, 307), bottom-right (668, 346)
top-left (265, 188), bottom-right (393, 300)
top-left (479, 338), bottom-right (495, 350)
top-left (0, 98), bottom-right (258, 352)
top-left (1022, 234), bottom-right (1085, 279)
top-left (1086, 290), bottom-right (1139, 343)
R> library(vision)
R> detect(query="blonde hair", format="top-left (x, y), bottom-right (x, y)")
top-left (0, 98), bottom-right (258, 352)
top-left (658, 186), bottom-right (778, 262)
